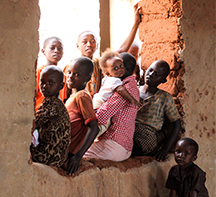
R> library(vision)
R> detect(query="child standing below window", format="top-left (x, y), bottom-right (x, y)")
top-left (65, 57), bottom-right (99, 175)
top-left (93, 49), bottom-right (141, 137)
top-left (166, 138), bottom-right (209, 197)
top-left (30, 66), bottom-right (71, 168)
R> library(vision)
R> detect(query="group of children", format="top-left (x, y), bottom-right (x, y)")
top-left (29, 2), bottom-right (209, 196)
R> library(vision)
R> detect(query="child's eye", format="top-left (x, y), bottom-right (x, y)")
top-left (57, 47), bottom-right (63, 52)
top-left (114, 67), bottom-right (118, 70)
top-left (82, 41), bottom-right (87, 44)
top-left (91, 40), bottom-right (96, 44)
top-left (48, 81), bottom-right (55, 85)
top-left (50, 46), bottom-right (55, 50)
top-left (120, 64), bottom-right (124, 68)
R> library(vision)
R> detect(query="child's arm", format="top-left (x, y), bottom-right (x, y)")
top-left (116, 2), bottom-right (142, 53)
top-left (67, 120), bottom-right (99, 175)
top-left (169, 190), bottom-right (177, 197)
top-left (115, 85), bottom-right (141, 107)
top-left (154, 119), bottom-right (181, 161)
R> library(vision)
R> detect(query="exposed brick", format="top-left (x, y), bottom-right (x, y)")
top-left (139, 16), bottom-right (178, 43)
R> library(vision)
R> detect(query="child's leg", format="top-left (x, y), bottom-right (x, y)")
top-left (93, 97), bottom-right (111, 139)
top-left (83, 139), bottom-right (131, 162)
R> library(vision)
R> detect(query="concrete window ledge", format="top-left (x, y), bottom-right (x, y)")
top-left (29, 155), bottom-right (176, 197)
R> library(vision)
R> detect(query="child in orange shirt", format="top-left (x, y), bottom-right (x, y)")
top-left (65, 57), bottom-right (99, 175)
top-left (35, 36), bottom-right (67, 111)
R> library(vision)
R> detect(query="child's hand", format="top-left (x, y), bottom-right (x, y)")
top-left (133, 1), bottom-right (142, 24)
top-left (131, 99), bottom-right (142, 108)
top-left (67, 154), bottom-right (82, 176)
top-left (154, 149), bottom-right (168, 162)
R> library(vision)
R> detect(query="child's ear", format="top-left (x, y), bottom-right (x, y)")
top-left (59, 82), bottom-right (64, 90)
top-left (193, 155), bottom-right (197, 161)
top-left (41, 48), bottom-right (45, 54)
top-left (76, 43), bottom-right (79, 49)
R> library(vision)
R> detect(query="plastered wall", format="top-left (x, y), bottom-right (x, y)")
top-left (0, 0), bottom-right (215, 196)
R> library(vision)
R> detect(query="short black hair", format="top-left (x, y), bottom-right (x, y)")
top-left (180, 137), bottom-right (199, 156)
top-left (43, 37), bottom-right (63, 49)
top-left (120, 52), bottom-right (136, 76)
top-left (77, 31), bottom-right (98, 42)
top-left (73, 56), bottom-right (94, 76)
top-left (41, 65), bottom-right (64, 83)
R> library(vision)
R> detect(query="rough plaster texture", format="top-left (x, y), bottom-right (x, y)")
top-left (0, 0), bottom-right (215, 196)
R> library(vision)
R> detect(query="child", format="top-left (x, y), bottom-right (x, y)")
top-left (166, 138), bottom-right (209, 197)
top-left (64, 57), bottom-right (99, 175)
top-left (83, 52), bottom-right (139, 162)
top-left (35, 36), bottom-right (67, 111)
top-left (131, 60), bottom-right (181, 161)
top-left (93, 49), bottom-right (141, 137)
top-left (63, 2), bottom-right (142, 98)
top-left (30, 66), bottom-right (71, 168)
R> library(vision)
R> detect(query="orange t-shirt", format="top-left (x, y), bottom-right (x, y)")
top-left (35, 65), bottom-right (67, 111)
top-left (64, 89), bottom-right (97, 154)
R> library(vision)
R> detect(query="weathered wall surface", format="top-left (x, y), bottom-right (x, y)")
top-left (138, 0), bottom-right (215, 196)
top-left (180, 0), bottom-right (216, 195)
top-left (0, 0), bottom-right (215, 196)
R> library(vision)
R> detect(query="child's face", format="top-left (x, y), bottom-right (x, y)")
top-left (42, 39), bottom-right (63, 65)
top-left (105, 57), bottom-right (125, 78)
top-left (174, 140), bottom-right (197, 170)
top-left (145, 62), bottom-right (167, 87)
top-left (40, 70), bottom-right (63, 98)
top-left (67, 61), bottom-right (90, 91)
top-left (77, 33), bottom-right (98, 59)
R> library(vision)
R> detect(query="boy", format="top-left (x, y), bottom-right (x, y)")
top-left (132, 60), bottom-right (181, 161)
top-left (63, 2), bottom-right (142, 98)
top-left (83, 52), bottom-right (139, 162)
top-left (65, 57), bottom-right (99, 175)
top-left (166, 138), bottom-right (209, 197)
top-left (30, 66), bottom-right (71, 168)
top-left (35, 36), bottom-right (67, 111)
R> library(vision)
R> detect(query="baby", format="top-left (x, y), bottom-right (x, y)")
top-left (166, 137), bottom-right (209, 197)
top-left (30, 66), bottom-right (71, 168)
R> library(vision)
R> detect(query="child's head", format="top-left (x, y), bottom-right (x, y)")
top-left (128, 41), bottom-right (140, 62)
top-left (120, 52), bottom-right (137, 79)
top-left (76, 31), bottom-right (98, 60)
top-left (67, 57), bottom-right (94, 91)
top-left (174, 138), bottom-right (198, 169)
top-left (40, 65), bottom-right (64, 98)
top-left (145, 60), bottom-right (170, 87)
top-left (99, 49), bottom-right (125, 78)
top-left (41, 37), bottom-right (64, 65)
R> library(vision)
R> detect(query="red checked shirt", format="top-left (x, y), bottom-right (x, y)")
top-left (96, 75), bottom-right (139, 151)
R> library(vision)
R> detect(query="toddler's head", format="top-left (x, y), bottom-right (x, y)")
top-left (145, 60), bottom-right (170, 87)
top-left (41, 37), bottom-right (63, 65)
top-left (120, 52), bottom-right (136, 79)
top-left (40, 65), bottom-right (64, 98)
top-left (174, 138), bottom-right (198, 169)
top-left (99, 49), bottom-right (125, 78)
top-left (76, 31), bottom-right (98, 60)
top-left (67, 57), bottom-right (94, 91)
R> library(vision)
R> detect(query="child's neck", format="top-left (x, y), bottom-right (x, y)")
top-left (141, 84), bottom-right (158, 97)
top-left (72, 87), bottom-right (86, 94)
top-left (45, 61), bottom-right (58, 66)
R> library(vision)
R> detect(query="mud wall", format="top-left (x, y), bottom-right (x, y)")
top-left (138, 0), bottom-right (215, 195)
top-left (0, 0), bottom-right (215, 196)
